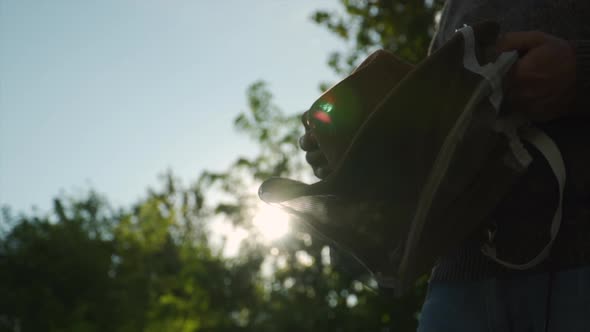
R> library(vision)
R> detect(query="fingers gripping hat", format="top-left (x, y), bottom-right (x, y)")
top-left (259, 22), bottom-right (566, 295)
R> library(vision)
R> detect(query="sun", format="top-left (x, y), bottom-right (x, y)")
top-left (252, 203), bottom-right (290, 241)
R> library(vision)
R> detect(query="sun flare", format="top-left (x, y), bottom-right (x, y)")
top-left (253, 204), bottom-right (290, 241)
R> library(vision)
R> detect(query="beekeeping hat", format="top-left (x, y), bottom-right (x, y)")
top-left (259, 21), bottom-right (566, 295)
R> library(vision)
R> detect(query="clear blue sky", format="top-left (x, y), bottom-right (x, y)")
top-left (0, 1), bottom-right (343, 213)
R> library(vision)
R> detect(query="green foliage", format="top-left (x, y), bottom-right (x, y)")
top-left (233, 81), bottom-right (304, 181)
top-left (1, 2), bottom-right (443, 331)
top-left (312, 0), bottom-right (445, 75)
top-left (0, 188), bottom-right (262, 332)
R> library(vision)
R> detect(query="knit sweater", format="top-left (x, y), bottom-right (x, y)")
top-left (428, 0), bottom-right (590, 281)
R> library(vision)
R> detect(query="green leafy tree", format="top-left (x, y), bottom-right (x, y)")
top-left (312, 0), bottom-right (445, 75)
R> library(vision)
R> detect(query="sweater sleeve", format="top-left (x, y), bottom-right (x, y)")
top-left (570, 40), bottom-right (590, 117)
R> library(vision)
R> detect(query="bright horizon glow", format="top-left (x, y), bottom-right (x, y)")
top-left (252, 203), bottom-right (290, 241)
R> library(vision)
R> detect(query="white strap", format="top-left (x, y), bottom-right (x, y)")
top-left (493, 113), bottom-right (533, 168)
top-left (456, 25), bottom-right (564, 270)
top-left (481, 127), bottom-right (566, 270)
top-left (457, 25), bottom-right (518, 112)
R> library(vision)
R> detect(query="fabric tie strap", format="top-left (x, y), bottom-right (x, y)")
top-left (481, 126), bottom-right (566, 270)
top-left (458, 25), bottom-right (566, 270)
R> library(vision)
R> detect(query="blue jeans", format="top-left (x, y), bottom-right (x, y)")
top-left (418, 266), bottom-right (590, 331)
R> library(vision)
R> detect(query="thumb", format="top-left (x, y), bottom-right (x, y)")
top-left (497, 31), bottom-right (547, 53)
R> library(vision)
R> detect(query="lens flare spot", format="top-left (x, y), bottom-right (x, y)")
top-left (325, 93), bottom-right (336, 105)
top-left (320, 102), bottom-right (334, 113)
top-left (312, 110), bottom-right (332, 124)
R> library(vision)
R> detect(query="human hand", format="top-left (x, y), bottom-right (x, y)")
top-left (497, 31), bottom-right (577, 121)
top-left (299, 111), bottom-right (331, 179)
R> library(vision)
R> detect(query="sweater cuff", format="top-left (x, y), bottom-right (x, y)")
top-left (570, 40), bottom-right (590, 117)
